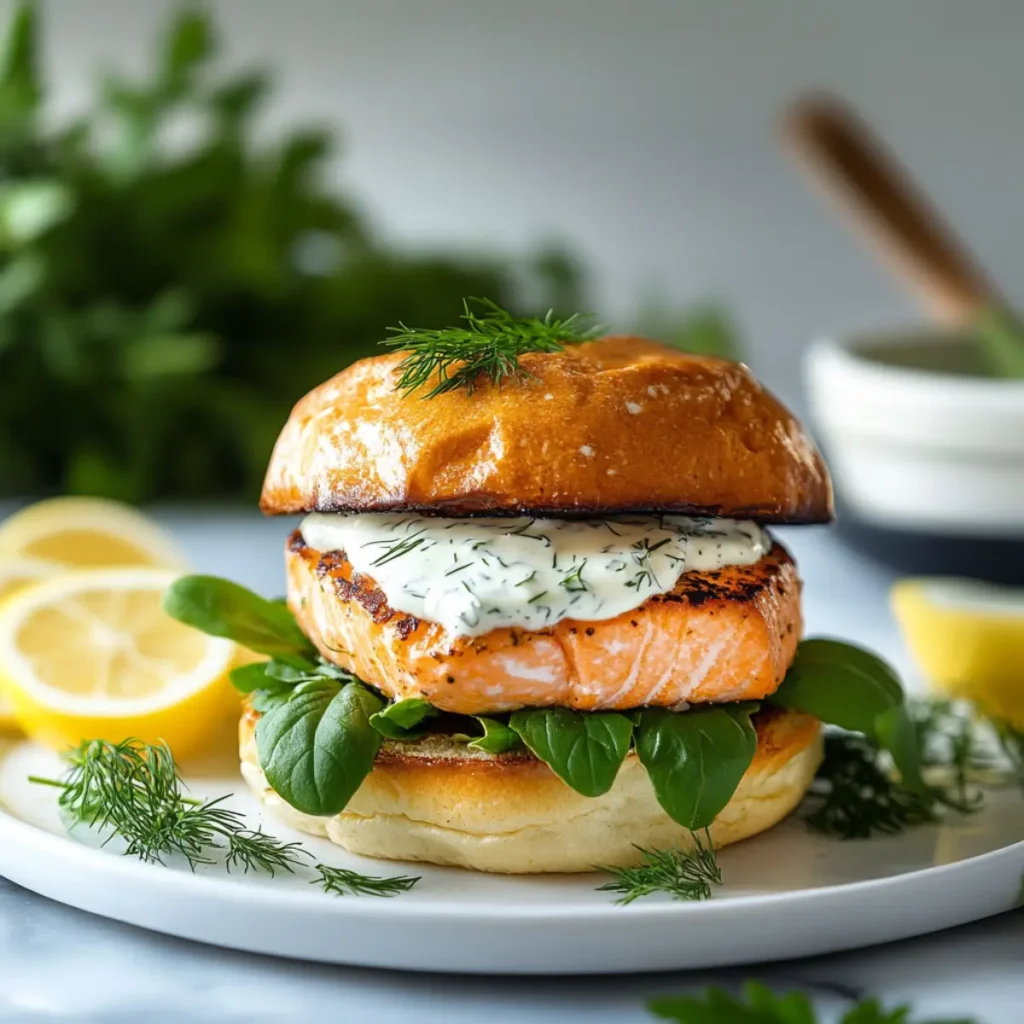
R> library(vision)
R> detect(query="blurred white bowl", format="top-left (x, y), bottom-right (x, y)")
top-left (805, 327), bottom-right (1024, 543)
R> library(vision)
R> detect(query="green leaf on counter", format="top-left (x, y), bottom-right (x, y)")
top-left (468, 716), bottom-right (521, 754)
top-left (647, 979), bottom-right (977, 1023)
top-left (256, 682), bottom-right (383, 816)
top-left (635, 704), bottom-right (758, 830)
top-left (509, 708), bottom-right (633, 797)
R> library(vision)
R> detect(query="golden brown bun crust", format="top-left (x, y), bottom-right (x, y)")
top-left (287, 531), bottom-right (802, 714)
top-left (239, 705), bottom-right (822, 874)
top-left (260, 337), bottom-right (833, 523)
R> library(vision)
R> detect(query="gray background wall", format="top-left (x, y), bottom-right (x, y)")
top-left (17, 0), bottom-right (1024, 408)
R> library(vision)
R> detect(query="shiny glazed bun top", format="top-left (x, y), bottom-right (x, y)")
top-left (260, 336), bottom-right (833, 523)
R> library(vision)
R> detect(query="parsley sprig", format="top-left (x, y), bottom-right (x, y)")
top-left (648, 980), bottom-right (978, 1023)
top-left (383, 297), bottom-right (600, 398)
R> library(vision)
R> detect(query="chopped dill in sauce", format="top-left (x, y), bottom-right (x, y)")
top-left (300, 513), bottom-right (769, 637)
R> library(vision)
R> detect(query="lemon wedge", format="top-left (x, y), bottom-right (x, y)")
top-left (0, 497), bottom-right (187, 569)
top-left (0, 568), bottom-right (239, 756)
top-left (892, 577), bottom-right (1024, 728)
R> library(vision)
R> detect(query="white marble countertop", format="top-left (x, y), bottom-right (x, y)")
top-left (0, 509), bottom-right (1020, 1023)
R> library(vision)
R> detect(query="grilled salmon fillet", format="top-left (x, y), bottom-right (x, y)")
top-left (286, 530), bottom-right (801, 715)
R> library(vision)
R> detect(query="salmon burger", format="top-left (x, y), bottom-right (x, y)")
top-left (234, 327), bottom-right (834, 873)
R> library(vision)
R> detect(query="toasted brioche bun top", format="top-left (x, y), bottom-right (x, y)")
top-left (260, 336), bottom-right (833, 522)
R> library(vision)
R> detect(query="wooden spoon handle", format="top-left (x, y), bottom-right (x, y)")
top-left (783, 95), bottom-right (1001, 324)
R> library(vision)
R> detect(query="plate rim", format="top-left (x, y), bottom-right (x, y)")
top-left (3, 788), bottom-right (1024, 923)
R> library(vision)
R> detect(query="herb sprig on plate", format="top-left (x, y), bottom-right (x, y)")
top-left (29, 738), bottom-right (419, 895)
top-left (30, 738), bottom-right (306, 874)
top-left (382, 297), bottom-right (600, 398)
top-left (597, 832), bottom-right (721, 905)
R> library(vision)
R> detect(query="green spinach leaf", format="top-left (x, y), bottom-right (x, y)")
top-left (509, 708), bottom-right (633, 796)
top-left (769, 639), bottom-right (903, 735)
top-left (874, 703), bottom-right (926, 791)
top-left (229, 661), bottom-right (275, 694)
top-left (164, 575), bottom-right (316, 660)
top-left (469, 716), bottom-right (521, 754)
top-left (636, 705), bottom-right (758, 830)
top-left (256, 682), bottom-right (383, 815)
top-left (768, 638), bottom-right (929, 790)
top-left (250, 688), bottom-right (291, 714)
top-left (369, 698), bottom-right (437, 740)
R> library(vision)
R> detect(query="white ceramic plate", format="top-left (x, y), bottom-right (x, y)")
top-left (0, 736), bottom-right (1022, 975)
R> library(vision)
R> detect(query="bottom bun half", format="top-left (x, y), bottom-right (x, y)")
top-left (239, 706), bottom-right (822, 874)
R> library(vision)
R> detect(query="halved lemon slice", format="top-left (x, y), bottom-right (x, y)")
top-left (892, 577), bottom-right (1024, 729)
top-left (0, 497), bottom-right (188, 569)
top-left (0, 558), bottom-right (63, 603)
top-left (0, 559), bottom-right (65, 730)
top-left (0, 569), bottom-right (239, 756)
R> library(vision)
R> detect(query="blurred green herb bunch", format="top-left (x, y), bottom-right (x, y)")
top-left (0, 2), bottom-right (589, 502)
top-left (0, 2), bottom-right (737, 503)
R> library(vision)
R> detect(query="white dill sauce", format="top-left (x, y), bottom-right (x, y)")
top-left (299, 512), bottom-right (770, 638)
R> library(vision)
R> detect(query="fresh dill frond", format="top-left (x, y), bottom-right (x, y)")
top-left (989, 718), bottom-right (1024, 787)
top-left (560, 560), bottom-right (588, 593)
top-left (30, 738), bottom-right (307, 874)
top-left (804, 733), bottom-right (938, 839)
top-left (804, 699), bottom-right (1010, 841)
top-left (314, 864), bottom-right (421, 897)
top-left (367, 533), bottom-right (427, 567)
top-left (596, 832), bottom-right (721, 905)
top-left (626, 538), bottom-right (667, 591)
top-left (383, 297), bottom-right (600, 398)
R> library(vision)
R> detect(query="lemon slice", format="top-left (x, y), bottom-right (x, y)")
top-left (0, 497), bottom-right (188, 569)
top-left (0, 559), bottom-right (65, 730)
top-left (0, 568), bottom-right (239, 756)
top-left (0, 558), bottom-right (63, 603)
top-left (892, 577), bottom-right (1024, 728)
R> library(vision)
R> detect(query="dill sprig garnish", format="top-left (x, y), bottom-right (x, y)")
top-left (987, 717), bottom-right (1024, 787)
top-left (30, 738), bottom-right (307, 874)
top-left (804, 700), bottom-right (1021, 840)
top-left (803, 733), bottom-right (938, 839)
top-left (596, 832), bottom-right (721, 904)
top-left (314, 864), bottom-right (421, 897)
top-left (30, 739), bottom-right (420, 897)
top-left (383, 297), bottom-right (600, 398)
